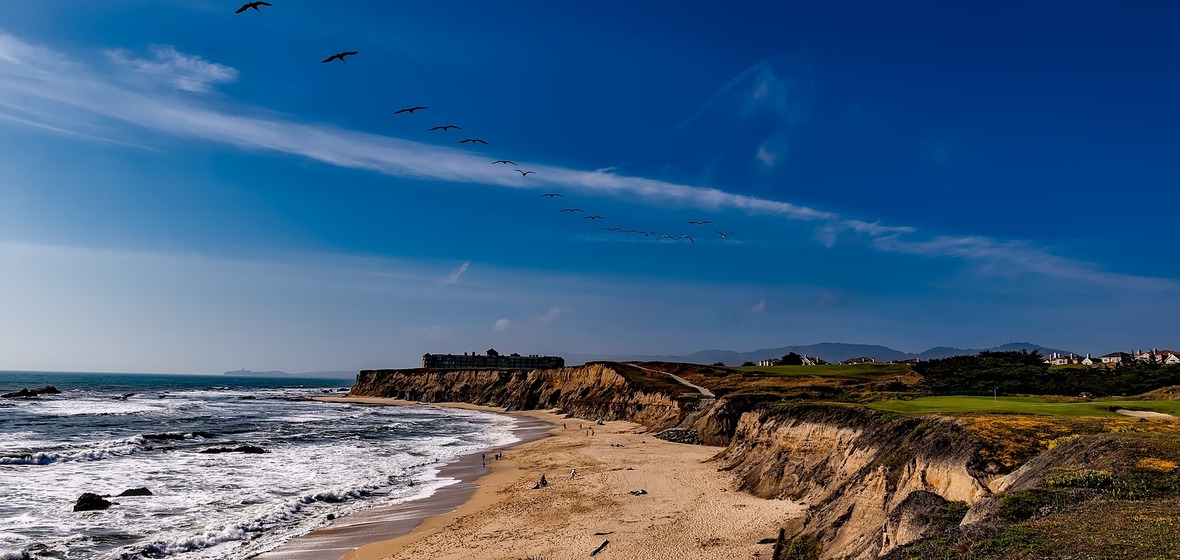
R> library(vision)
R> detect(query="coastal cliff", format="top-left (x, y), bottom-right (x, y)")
top-left (350, 364), bottom-right (690, 431)
top-left (716, 404), bottom-right (988, 559)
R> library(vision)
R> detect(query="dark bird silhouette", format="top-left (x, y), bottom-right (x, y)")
top-left (394, 106), bottom-right (428, 115)
top-left (688, 220), bottom-right (712, 225)
top-left (540, 193), bottom-right (563, 198)
top-left (681, 235), bottom-right (695, 244)
top-left (492, 160), bottom-right (516, 165)
top-left (560, 208), bottom-right (584, 213)
top-left (716, 231), bottom-right (735, 238)
top-left (429, 125), bottom-right (461, 131)
top-left (603, 227), bottom-right (623, 232)
top-left (459, 138), bottom-right (489, 145)
top-left (657, 235), bottom-right (676, 240)
top-left (235, 1), bottom-right (272, 13)
top-left (582, 215), bottom-right (605, 220)
top-left (322, 51), bottom-right (359, 64)
top-left (516, 170), bottom-right (536, 177)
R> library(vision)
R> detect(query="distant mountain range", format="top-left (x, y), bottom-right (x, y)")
top-left (223, 369), bottom-right (357, 380)
top-left (565, 342), bottom-right (1073, 366)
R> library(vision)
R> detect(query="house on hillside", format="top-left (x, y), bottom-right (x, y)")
top-left (758, 358), bottom-right (782, 367)
top-left (1135, 349), bottom-right (1180, 365)
top-left (892, 358), bottom-right (922, 365)
top-left (800, 355), bottom-right (826, 366)
top-left (1044, 352), bottom-right (1082, 366)
top-left (1101, 352), bottom-right (1133, 364)
top-left (1080, 354), bottom-right (1100, 366)
top-left (841, 357), bottom-right (876, 365)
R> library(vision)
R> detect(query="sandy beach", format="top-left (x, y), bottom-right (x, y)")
top-left (290, 397), bottom-right (805, 560)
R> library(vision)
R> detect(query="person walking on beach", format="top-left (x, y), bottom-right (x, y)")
top-left (570, 468), bottom-right (576, 479)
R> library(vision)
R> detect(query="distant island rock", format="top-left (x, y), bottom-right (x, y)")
top-left (223, 369), bottom-right (356, 379)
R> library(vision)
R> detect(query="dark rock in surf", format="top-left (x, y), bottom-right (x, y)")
top-left (73, 493), bottom-right (112, 511)
top-left (198, 445), bottom-right (268, 454)
top-left (2, 386), bottom-right (62, 398)
top-left (117, 487), bottom-right (153, 497)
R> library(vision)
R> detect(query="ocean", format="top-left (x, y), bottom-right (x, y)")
top-left (0, 371), bottom-right (519, 560)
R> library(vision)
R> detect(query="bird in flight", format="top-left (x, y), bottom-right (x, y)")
top-left (681, 235), bottom-right (695, 244)
top-left (235, 1), bottom-right (272, 13)
top-left (540, 193), bottom-right (563, 198)
top-left (716, 231), bottom-right (735, 238)
top-left (322, 51), bottom-right (359, 64)
top-left (657, 235), bottom-right (676, 240)
top-left (560, 208), bottom-right (584, 213)
top-left (603, 227), bottom-right (623, 232)
top-left (394, 106), bottom-right (428, 115)
top-left (459, 138), bottom-right (489, 145)
top-left (582, 215), bottom-right (605, 220)
top-left (429, 125), bottom-right (461, 131)
top-left (688, 220), bottom-right (712, 225)
top-left (516, 170), bottom-right (536, 177)
top-left (492, 160), bottom-right (516, 165)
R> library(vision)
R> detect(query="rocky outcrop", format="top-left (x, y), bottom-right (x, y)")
top-left (73, 493), bottom-right (112, 512)
top-left (716, 404), bottom-right (989, 559)
top-left (350, 364), bottom-right (689, 431)
top-left (198, 445), bottom-right (267, 454)
top-left (2, 386), bottom-right (61, 398)
top-left (116, 488), bottom-right (153, 497)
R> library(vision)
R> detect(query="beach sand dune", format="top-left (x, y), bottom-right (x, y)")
top-left (346, 407), bottom-right (804, 560)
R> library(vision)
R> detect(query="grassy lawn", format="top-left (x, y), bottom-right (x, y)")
top-left (732, 363), bottom-right (914, 378)
top-left (867, 395), bottom-right (1180, 417)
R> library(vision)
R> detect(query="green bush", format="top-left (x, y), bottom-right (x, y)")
top-left (997, 488), bottom-right (1082, 522)
top-left (1046, 468), bottom-right (1113, 489)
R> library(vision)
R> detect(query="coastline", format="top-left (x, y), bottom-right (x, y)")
top-left (255, 397), bottom-right (555, 560)
top-left (319, 398), bottom-right (806, 560)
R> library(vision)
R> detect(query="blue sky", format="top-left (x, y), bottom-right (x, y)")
top-left (1, 1), bottom-right (1178, 373)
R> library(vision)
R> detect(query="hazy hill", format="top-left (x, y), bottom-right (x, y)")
top-left (566, 342), bottom-right (1072, 366)
top-left (223, 369), bottom-right (357, 380)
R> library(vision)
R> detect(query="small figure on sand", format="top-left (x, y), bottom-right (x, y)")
top-left (531, 474), bottom-right (548, 490)
top-left (570, 468), bottom-right (577, 479)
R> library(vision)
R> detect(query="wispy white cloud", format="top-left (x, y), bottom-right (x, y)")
top-left (0, 33), bottom-right (1173, 293)
top-left (106, 45), bottom-right (238, 93)
top-left (747, 299), bottom-right (768, 314)
top-left (439, 261), bottom-right (471, 285)
top-left (536, 306), bottom-right (565, 324)
top-left (493, 318), bottom-right (511, 332)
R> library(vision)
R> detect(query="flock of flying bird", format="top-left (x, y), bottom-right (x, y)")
top-left (234, 2), bottom-right (735, 245)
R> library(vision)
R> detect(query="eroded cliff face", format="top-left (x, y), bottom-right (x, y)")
top-left (350, 364), bottom-right (686, 430)
top-left (716, 404), bottom-right (989, 559)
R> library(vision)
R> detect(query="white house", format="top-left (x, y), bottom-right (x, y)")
top-left (1101, 352), bottom-right (1133, 364)
top-left (1134, 349), bottom-right (1180, 365)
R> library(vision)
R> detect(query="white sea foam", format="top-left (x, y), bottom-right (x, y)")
top-left (1, 387), bottom-right (518, 560)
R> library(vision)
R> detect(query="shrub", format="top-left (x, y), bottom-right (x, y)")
top-left (1046, 468), bottom-right (1113, 489)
